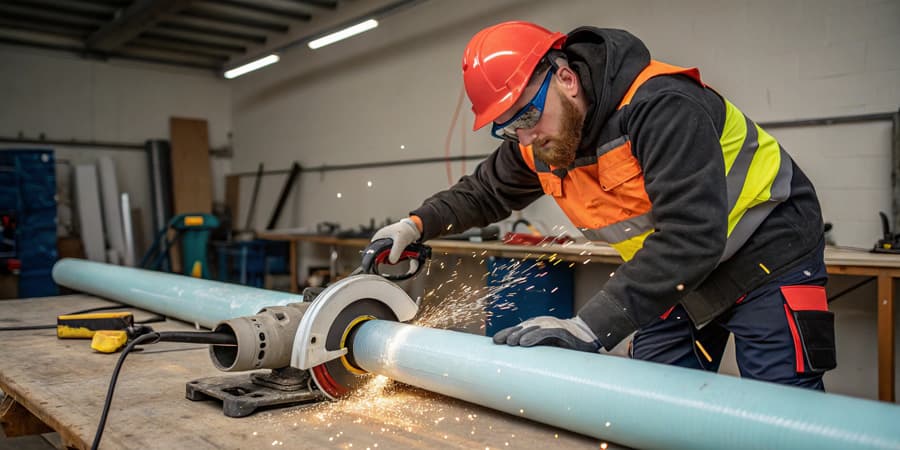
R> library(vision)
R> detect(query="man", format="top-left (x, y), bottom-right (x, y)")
top-left (371, 21), bottom-right (835, 389)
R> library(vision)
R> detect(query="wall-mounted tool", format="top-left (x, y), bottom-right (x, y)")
top-left (873, 211), bottom-right (900, 254)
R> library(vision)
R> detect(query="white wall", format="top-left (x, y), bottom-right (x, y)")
top-left (0, 45), bottom-right (233, 250)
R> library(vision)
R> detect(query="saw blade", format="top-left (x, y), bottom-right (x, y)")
top-left (309, 298), bottom-right (397, 399)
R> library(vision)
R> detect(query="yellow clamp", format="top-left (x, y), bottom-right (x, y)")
top-left (91, 330), bottom-right (129, 353)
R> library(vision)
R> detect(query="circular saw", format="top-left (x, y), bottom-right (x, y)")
top-left (204, 240), bottom-right (428, 404)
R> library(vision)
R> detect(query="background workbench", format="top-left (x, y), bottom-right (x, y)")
top-left (0, 295), bottom-right (603, 450)
top-left (257, 231), bottom-right (900, 403)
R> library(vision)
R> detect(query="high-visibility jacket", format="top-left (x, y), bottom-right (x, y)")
top-left (411, 28), bottom-right (824, 349)
top-left (519, 60), bottom-right (793, 264)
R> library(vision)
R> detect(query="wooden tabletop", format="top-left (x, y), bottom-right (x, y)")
top-left (0, 295), bottom-right (603, 450)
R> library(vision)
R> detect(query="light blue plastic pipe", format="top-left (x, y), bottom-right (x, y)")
top-left (52, 258), bottom-right (302, 328)
top-left (54, 258), bottom-right (900, 448)
top-left (353, 320), bottom-right (900, 449)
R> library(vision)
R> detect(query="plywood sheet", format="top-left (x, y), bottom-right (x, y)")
top-left (169, 117), bottom-right (212, 215)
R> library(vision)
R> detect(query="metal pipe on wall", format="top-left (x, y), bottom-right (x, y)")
top-left (53, 259), bottom-right (900, 449)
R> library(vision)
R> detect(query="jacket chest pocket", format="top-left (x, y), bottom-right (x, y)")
top-left (538, 175), bottom-right (563, 197)
top-left (597, 137), bottom-right (641, 190)
top-left (596, 138), bottom-right (649, 215)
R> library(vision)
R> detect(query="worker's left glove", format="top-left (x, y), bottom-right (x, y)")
top-left (492, 316), bottom-right (600, 353)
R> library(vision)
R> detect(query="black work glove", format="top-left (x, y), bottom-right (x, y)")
top-left (492, 316), bottom-right (600, 353)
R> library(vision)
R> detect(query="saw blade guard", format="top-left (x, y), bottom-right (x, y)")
top-left (291, 275), bottom-right (418, 371)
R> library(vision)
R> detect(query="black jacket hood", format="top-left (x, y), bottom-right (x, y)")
top-left (563, 27), bottom-right (651, 153)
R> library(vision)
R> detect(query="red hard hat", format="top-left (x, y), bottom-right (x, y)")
top-left (462, 21), bottom-right (566, 131)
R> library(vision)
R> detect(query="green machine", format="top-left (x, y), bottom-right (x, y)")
top-left (141, 213), bottom-right (220, 278)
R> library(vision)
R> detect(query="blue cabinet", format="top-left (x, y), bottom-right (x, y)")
top-left (0, 149), bottom-right (58, 297)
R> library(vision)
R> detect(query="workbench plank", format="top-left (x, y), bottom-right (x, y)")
top-left (0, 296), bottom-right (604, 449)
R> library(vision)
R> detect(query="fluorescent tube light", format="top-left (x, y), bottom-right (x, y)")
top-left (308, 19), bottom-right (378, 50)
top-left (224, 54), bottom-right (280, 79)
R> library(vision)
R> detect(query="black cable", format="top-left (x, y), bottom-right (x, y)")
top-left (155, 331), bottom-right (237, 346)
top-left (67, 305), bottom-right (127, 315)
top-left (66, 305), bottom-right (167, 325)
top-left (0, 324), bottom-right (55, 331)
top-left (0, 308), bottom-right (166, 332)
top-left (90, 330), bottom-right (237, 450)
top-left (91, 332), bottom-right (159, 450)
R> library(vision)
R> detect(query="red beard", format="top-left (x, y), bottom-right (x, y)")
top-left (533, 89), bottom-right (582, 168)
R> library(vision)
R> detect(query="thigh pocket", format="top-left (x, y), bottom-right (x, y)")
top-left (781, 285), bottom-right (837, 373)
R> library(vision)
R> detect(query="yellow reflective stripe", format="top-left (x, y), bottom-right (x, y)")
top-left (719, 98), bottom-right (746, 175)
top-left (751, 125), bottom-right (783, 202)
top-left (727, 124), bottom-right (783, 236)
top-left (609, 229), bottom-right (653, 261)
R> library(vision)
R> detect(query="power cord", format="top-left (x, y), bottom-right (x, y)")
top-left (91, 329), bottom-right (236, 450)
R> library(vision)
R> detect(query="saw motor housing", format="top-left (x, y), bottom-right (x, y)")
top-left (198, 274), bottom-right (419, 414)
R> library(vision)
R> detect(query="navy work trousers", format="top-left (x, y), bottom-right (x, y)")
top-left (631, 246), bottom-right (833, 390)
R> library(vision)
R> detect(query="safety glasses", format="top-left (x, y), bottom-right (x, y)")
top-left (491, 68), bottom-right (554, 141)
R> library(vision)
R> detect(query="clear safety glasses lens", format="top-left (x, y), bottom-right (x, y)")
top-left (491, 69), bottom-right (553, 141)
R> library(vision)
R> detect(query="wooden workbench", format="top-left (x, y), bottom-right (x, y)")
top-left (0, 295), bottom-right (603, 449)
top-left (257, 231), bottom-right (900, 403)
top-left (824, 247), bottom-right (900, 403)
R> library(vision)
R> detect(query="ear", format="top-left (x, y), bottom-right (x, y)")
top-left (554, 66), bottom-right (580, 98)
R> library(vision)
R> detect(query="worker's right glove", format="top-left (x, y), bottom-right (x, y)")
top-left (492, 315), bottom-right (600, 353)
top-left (370, 218), bottom-right (422, 263)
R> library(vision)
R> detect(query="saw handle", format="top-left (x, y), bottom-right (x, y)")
top-left (360, 238), bottom-right (431, 281)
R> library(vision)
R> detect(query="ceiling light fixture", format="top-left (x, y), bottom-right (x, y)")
top-left (308, 19), bottom-right (378, 50)
top-left (224, 54), bottom-right (280, 79)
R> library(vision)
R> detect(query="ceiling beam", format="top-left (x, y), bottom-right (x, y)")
top-left (0, 3), bottom-right (102, 28)
top-left (0, 17), bottom-right (89, 39)
top-left (211, 0), bottom-right (311, 22)
top-left (141, 31), bottom-right (246, 53)
top-left (178, 8), bottom-right (290, 33)
top-left (156, 20), bottom-right (267, 44)
top-left (128, 39), bottom-right (231, 60)
top-left (288, 0), bottom-right (338, 10)
top-left (86, 0), bottom-right (197, 52)
top-left (9, 1), bottom-right (114, 21)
